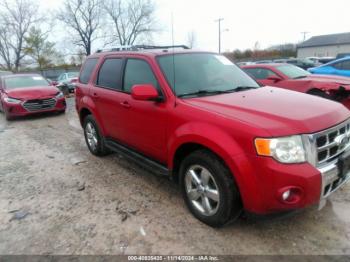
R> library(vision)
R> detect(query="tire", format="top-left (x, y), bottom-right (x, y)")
top-left (179, 149), bottom-right (242, 227)
top-left (83, 115), bottom-right (110, 156)
top-left (5, 112), bottom-right (13, 121)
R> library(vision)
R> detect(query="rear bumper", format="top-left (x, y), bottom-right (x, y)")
top-left (4, 98), bottom-right (66, 117)
top-left (230, 152), bottom-right (349, 215)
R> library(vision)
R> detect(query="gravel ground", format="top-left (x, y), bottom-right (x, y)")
top-left (0, 97), bottom-right (350, 255)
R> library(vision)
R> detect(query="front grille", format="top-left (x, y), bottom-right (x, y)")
top-left (23, 98), bottom-right (56, 112)
top-left (312, 119), bottom-right (350, 165)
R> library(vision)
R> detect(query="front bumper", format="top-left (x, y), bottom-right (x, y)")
top-left (230, 152), bottom-right (349, 215)
top-left (4, 97), bottom-right (66, 117)
top-left (318, 157), bottom-right (350, 209)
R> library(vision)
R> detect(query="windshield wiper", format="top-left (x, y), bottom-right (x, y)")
top-left (232, 86), bottom-right (259, 92)
top-left (178, 86), bottom-right (259, 98)
top-left (178, 89), bottom-right (233, 98)
top-left (293, 75), bottom-right (307, 79)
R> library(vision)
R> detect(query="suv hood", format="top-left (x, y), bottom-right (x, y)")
top-left (184, 87), bottom-right (350, 136)
top-left (5, 86), bottom-right (60, 100)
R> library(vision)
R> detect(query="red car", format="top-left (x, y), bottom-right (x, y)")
top-left (242, 63), bottom-right (350, 109)
top-left (76, 46), bottom-right (350, 227)
top-left (0, 74), bottom-right (66, 120)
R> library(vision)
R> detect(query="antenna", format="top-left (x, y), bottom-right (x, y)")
top-left (171, 12), bottom-right (177, 104)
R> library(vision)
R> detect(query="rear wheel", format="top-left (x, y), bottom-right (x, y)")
top-left (179, 150), bottom-right (242, 227)
top-left (83, 115), bottom-right (110, 156)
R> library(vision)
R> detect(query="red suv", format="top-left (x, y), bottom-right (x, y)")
top-left (75, 46), bottom-right (350, 227)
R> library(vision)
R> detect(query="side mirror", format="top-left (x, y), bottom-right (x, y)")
top-left (131, 84), bottom-right (159, 101)
top-left (50, 81), bottom-right (58, 86)
top-left (267, 75), bottom-right (282, 82)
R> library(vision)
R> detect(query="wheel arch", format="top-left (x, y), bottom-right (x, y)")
top-left (168, 125), bottom-right (245, 185)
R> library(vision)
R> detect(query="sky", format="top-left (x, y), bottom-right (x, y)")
top-left (38, 0), bottom-right (350, 53)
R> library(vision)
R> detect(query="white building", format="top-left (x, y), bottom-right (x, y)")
top-left (297, 32), bottom-right (350, 58)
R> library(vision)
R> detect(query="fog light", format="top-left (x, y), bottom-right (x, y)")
top-left (282, 190), bottom-right (291, 201)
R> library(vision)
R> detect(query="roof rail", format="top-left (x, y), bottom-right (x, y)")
top-left (95, 45), bottom-right (190, 53)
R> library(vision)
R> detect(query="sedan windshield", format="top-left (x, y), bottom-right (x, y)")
top-left (157, 53), bottom-right (259, 97)
top-left (4, 75), bottom-right (49, 90)
top-left (276, 64), bottom-right (310, 79)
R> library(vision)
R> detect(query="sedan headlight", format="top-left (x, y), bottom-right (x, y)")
top-left (56, 92), bottom-right (64, 99)
top-left (255, 135), bottom-right (306, 163)
top-left (4, 97), bottom-right (22, 104)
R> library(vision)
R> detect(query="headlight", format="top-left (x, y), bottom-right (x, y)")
top-left (4, 97), bottom-right (21, 104)
top-left (255, 135), bottom-right (306, 163)
top-left (56, 92), bottom-right (64, 99)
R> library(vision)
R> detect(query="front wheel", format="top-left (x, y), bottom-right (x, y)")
top-left (83, 115), bottom-right (110, 156)
top-left (179, 150), bottom-right (242, 227)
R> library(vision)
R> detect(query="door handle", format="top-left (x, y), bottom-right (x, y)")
top-left (120, 101), bottom-right (131, 109)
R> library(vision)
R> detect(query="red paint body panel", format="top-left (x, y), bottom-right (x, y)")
top-left (76, 52), bottom-right (350, 215)
top-left (242, 63), bottom-right (350, 109)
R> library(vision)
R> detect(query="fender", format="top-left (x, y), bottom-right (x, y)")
top-left (78, 95), bottom-right (107, 136)
top-left (167, 121), bottom-right (262, 210)
top-left (168, 121), bottom-right (247, 175)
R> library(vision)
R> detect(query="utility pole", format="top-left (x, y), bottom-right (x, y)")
top-left (215, 18), bottom-right (224, 53)
top-left (301, 31), bottom-right (309, 42)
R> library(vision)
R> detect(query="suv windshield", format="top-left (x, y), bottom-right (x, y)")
top-left (4, 75), bottom-right (49, 89)
top-left (157, 53), bottom-right (259, 97)
top-left (276, 64), bottom-right (310, 79)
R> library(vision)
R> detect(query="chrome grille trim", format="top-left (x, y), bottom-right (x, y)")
top-left (304, 119), bottom-right (350, 167)
top-left (23, 98), bottom-right (56, 112)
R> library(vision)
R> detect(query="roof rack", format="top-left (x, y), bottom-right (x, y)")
top-left (96, 45), bottom-right (190, 53)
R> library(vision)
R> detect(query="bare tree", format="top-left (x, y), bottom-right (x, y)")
top-left (57, 0), bottom-right (102, 55)
top-left (186, 31), bottom-right (196, 48)
top-left (24, 27), bottom-right (57, 70)
top-left (104, 0), bottom-right (156, 46)
top-left (0, 0), bottom-right (41, 71)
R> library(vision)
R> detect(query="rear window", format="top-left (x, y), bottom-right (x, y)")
top-left (97, 58), bottom-right (123, 90)
top-left (80, 58), bottom-right (98, 84)
top-left (4, 75), bottom-right (49, 89)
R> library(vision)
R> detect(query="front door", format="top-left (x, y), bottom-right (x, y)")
top-left (117, 58), bottom-right (168, 163)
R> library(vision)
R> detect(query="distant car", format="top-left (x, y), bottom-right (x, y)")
top-left (336, 53), bottom-right (350, 59)
top-left (57, 72), bottom-right (79, 93)
top-left (242, 63), bottom-right (350, 109)
top-left (0, 71), bottom-right (12, 76)
top-left (0, 74), bottom-right (66, 120)
top-left (254, 60), bottom-right (273, 64)
top-left (284, 58), bottom-right (316, 70)
top-left (308, 57), bottom-right (350, 78)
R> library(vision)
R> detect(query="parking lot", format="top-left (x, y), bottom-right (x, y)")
top-left (0, 97), bottom-right (350, 255)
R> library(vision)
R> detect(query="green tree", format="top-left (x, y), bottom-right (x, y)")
top-left (24, 27), bottom-right (56, 70)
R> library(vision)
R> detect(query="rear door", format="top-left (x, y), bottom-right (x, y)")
top-left (90, 56), bottom-right (125, 139)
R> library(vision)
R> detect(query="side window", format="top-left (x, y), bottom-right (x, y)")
top-left (244, 68), bottom-right (277, 79)
top-left (341, 61), bottom-right (350, 70)
top-left (332, 62), bottom-right (343, 70)
top-left (123, 59), bottom-right (158, 93)
top-left (80, 58), bottom-right (98, 84)
top-left (96, 58), bottom-right (123, 90)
